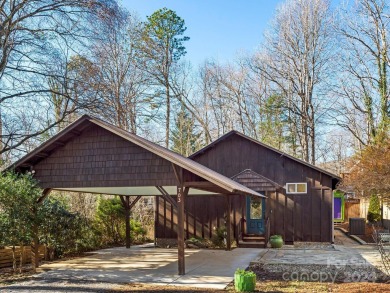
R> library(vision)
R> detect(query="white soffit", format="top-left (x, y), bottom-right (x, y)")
top-left (55, 186), bottom-right (217, 196)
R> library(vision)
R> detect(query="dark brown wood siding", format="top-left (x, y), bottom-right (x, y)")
top-left (156, 194), bottom-right (246, 241)
top-left (157, 134), bottom-right (334, 243)
top-left (33, 125), bottom-right (177, 188)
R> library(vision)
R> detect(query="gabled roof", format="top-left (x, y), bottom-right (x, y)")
top-left (7, 115), bottom-right (265, 198)
top-left (190, 130), bottom-right (341, 180)
top-left (231, 169), bottom-right (283, 191)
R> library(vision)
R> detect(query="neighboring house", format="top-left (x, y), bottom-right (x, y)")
top-left (156, 131), bottom-right (341, 246)
top-left (333, 187), bottom-right (360, 223)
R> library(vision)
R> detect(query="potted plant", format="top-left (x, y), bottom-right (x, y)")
top-left (234, 268), bottom-right (256, 292)
top-left (269, 234), bottom-right (283, 248)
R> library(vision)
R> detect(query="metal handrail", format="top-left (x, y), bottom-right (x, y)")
top-left (238, 217), bottom-right (246, 241)
top-left (372, 225), bottom-right (390, 275)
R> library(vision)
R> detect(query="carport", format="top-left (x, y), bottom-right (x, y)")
top-left (9, 115), bottom-right (265, 275)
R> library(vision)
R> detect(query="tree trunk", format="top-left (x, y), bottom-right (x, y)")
top-left (166, 83), bottom-right (170, 148)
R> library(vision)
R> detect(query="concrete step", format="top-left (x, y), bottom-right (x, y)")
top-left (242, 237), bottom-right (265, 242)
top-left (238, 241), bottom-right (266, 248)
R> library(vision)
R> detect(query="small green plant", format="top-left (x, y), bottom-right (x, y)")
top-left (235, 268), bottom-right (256, 277)
top-left (269, 234), bottom-right (283, 248)
top-left (235, 268), bottom-right (256, 292)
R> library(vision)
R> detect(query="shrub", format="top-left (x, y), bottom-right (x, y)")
top-left (130, 219), bottom-right (147, 244)
top-left (367, 194), bottom-right (381, 223)
top-left (211, 226), bottom-right (226, 248)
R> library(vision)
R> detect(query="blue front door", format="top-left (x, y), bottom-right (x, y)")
top-left (246, 195), bottom-right (265, 234)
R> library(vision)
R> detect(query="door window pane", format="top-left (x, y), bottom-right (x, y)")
top-left (250, 196), bottom-right (263, 219)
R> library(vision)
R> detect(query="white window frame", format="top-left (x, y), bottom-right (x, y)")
top-left (286, 183), bottom-right (307, 194)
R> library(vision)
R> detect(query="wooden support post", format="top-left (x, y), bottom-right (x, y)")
top-left (155, 196), bottom-right (158, 247)
top-left (226, 195), bottom-right (232, 251)
top-left (119, 195), bottom-right (142, 249)
top-left (125, 196), bottom-right (131, 249)
top-left (177, 186), bottom-right (189, 275)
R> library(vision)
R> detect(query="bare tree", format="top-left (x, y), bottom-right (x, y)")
top-left (0, 0), bottom-right (115, 158)
top-left (252, 0), bottom-right (334, 164)
top-left (330, 0), bottom-right (390, 147)
top-left (87, 7), bottom-right (148, 134)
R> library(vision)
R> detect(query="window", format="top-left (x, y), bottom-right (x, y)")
top-left (249, 196), bottom-right (263, 219)
top-left (286, 183), bottom-right (307, 194)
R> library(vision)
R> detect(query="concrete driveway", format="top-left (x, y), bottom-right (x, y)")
top-left (1, 245), bottom-right (259, 291)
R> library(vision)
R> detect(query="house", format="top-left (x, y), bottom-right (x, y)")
top-left (155, 131), bottom-right (341, 246)
top-left (8, 115), bottom-right (269, 274)
top-left (9, 116), bottom-right (340, 254)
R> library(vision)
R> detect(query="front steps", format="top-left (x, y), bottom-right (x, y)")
top-left (238, 234), bottom-right (266, 248)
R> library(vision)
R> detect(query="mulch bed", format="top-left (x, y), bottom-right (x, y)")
top-left (111, 281), bottom-right (390, 292)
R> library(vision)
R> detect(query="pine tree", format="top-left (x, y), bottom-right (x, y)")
top-left (139, 8), bottom-right (190, 148)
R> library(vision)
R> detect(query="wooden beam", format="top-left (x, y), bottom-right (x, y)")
top-left (172, 163), bottom-right (182, 185)
top-left (177, 186), bottom-right (189, 275)
top-left (183, 181), bottom-right (216, 188)
top-left (156, 186), bottom-right (178, 210)
top-left (129, 195), bottom-right (142, 210)
top-left (226, 195), bottom-right (232, 251)
top-left (119, 195), bottom-right (127, 208)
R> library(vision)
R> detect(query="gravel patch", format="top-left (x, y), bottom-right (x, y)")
top-left (250, 262), bottom-right (389, 283)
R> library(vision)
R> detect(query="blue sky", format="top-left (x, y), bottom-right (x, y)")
top-left (122, 0), bottom-right (341, 66)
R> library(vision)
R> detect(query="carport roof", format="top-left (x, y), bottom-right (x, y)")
top-left (8, 115), bottom-right (265, 198)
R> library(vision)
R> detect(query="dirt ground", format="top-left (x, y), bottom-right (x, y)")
top-left (111, 281), bottom-right (390, 292)
top-left (0, 265), bottom-right (36, 285)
